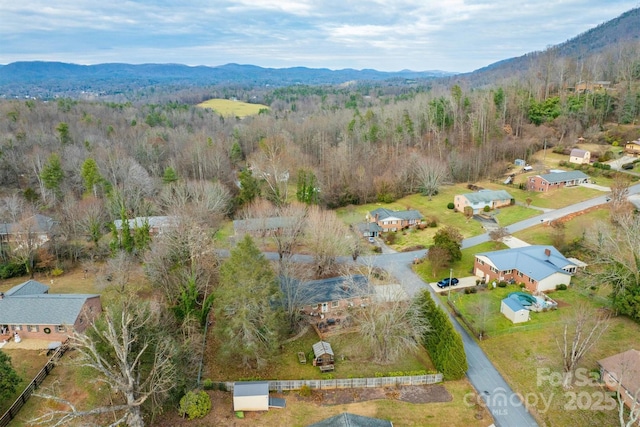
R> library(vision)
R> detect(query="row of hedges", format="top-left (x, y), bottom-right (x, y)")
top-left (416, 290), bottom-right (468, 380)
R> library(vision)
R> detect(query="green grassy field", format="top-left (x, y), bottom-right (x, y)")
top-left (196, 98), bottom-right (269, 117)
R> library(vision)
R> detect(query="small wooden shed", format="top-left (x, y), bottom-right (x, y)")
top-left (312, 341), bottom-right (334, 367)
top-left (500, 297), bottom-right (529, 324)
top-left (233, 381), bottom-right (269, 412)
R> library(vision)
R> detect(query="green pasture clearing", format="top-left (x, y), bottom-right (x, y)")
top-left (197, 98), bottom-right (269, 118)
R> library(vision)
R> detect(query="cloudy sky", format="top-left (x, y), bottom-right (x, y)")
top-left (0, 1), bottom-right (637, 73)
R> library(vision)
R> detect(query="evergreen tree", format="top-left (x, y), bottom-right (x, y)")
top-left (213, 234), bottom-right (284, 368)
top-left (162, 166), bottom-right (178, 184)
top-left (80, 158), bottom-right (104, 197)
top-left (0, 351), bottom-right (21, 403)
top-left (40, 153), bottom-right (65, 201)
top-left (236, 168), bottom-right (260, 208)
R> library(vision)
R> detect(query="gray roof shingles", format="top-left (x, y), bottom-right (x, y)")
top-left (233, 381), bottom-right (269, 397)
top-left (477, 245), bottom-right (574, 282)
top-left (0, 294), bottom-right (98, 325)
top-left (308, 412), bottom-right (393, 427)
top-left (369, 208), bottom-right (423, 221)
top-left (4, 279), bottom-right (49, 296)
top-left (285, 275), bottom-right (370, 306)
top-left (537, 170), bottom-right (589, 184)
top-left (460, 189), bottom-right (513, 204)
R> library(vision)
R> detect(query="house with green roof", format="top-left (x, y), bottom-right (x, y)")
top-left (0, 280), bottom-right (101, 342)
top-left (474, 245), bottom-right (576, 293)
top-left (527, 170), bottom-right (589, 192)
top-left (454, 189), bottom-right (514, 214)
top-left (366, 208), bottom-right (423, 232)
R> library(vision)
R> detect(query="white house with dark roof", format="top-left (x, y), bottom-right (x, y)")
top-left (454, 189), bottom-right (514, 214)
top-left (569, 148), bottom-right (591, 165)
top-left (527, 170), bottom-right (590, 192)
top-left (474, 245), bottom-right (576, 293)
top-left (0, 280), bottom-right (101, 341)
top-left (367, 208), bottom-right (423, 232)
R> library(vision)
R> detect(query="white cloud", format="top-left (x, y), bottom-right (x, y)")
top-left (0, 0), bottom-right (637, 72)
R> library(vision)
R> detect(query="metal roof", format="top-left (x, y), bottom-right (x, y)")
top-left (313, 341), bottom-right (334, 358)
top-left (0, 294), bottom-right (99, 325)
top-left (113, 216), bottom-right (177, 230)
top-left (502, 297), bottom-right (526, 312)
top-left (233, 381), bottom-right (269, 397)
top-left (476, 245), bottom-right (574, 282)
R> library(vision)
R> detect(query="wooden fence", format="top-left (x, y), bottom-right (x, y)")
top-left (0, 343), bottom-right (69, 427)
top-left (224, 373), bottom-right (443, 392)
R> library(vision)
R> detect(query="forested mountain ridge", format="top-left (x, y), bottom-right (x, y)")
top-left (454, 7), bottom-right (640, 87)
top-left (0, 61), bottom-right (453, 100)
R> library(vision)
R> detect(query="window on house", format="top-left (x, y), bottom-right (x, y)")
top-left (11, 325), bottom-right (21, 331)
top-left (331, 301), bottom-right (339, 308)
top-left (57, 325), bottom-right (66, 333)
top-left (28, 325), bottom-right (38, 332)
top-left (517, 271), bottom-right (523, 277)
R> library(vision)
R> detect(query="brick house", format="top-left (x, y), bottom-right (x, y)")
top-left (292, 275), bottom-right (371, 315)
top-left (598, 349), bottom-right (640, 413)
top-left (366, 208), bottom-right (423, 232)
top-left (0, 280), bottom-right (101, 342)
top-left (474, 246), bottom-right (576, 293)
top-left (454, 189), bottom-right (514, 214)
top-left (0, 214), bottom-right (57, 246)
top-left (569, 148), bottom-right (591, 165)
top-left (527, 170), bottom-right (589, 192)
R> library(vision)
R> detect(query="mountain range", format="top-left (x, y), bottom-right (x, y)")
top-left (1, 7), bottom-right (638, 99)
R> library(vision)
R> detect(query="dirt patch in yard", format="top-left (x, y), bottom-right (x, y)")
top-left (303, 384), bottom-right (452, 405)
top-left (554, 299), bottom-right (571, 308)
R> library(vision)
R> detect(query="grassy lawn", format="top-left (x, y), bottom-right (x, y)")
top-left (205, 329), bottom-right (434, 383)
top-left (440, 276), bottom-right (639, 427)
top-left (0, 349), bottom-right (50, 415)
top-left (512, 206), bottom-right (611, 245)
top-left (196, 98), bottom-right (268, 117)
top-left (493, 204), bottom-right (541, 226)
top-left (415, 241), bottom-right (507, 282)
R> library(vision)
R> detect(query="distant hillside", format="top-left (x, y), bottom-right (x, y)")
top-left (454, 7), bottom-right (640, 87)
top-left (0, 62), bottom-right (454, 99)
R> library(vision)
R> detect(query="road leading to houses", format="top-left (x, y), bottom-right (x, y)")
top-left (264, 185), bottom-right (640, 426)
top-left (363, 253), bottom-right (538, 427)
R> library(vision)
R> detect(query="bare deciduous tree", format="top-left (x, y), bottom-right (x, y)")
top-left (488, 227), bottom-right (510, 248)
top-left (305, 205), bottom-right (350, 277)
top-left (556, 303), bottom-right (610, 389)
top-left (413, 155), bottom-right (450, 200)
top-left (30, 301), bottom-right (178, 427)
top-left (355, 288), bottom-right (429, 364)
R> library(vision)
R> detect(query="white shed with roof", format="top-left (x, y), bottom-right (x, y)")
top-left (233, 381), bottom-right (269, 411)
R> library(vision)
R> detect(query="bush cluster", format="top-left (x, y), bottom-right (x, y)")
top-left (179, 390), bottom-right (212, 420)
top-left (416, 290), bottom-right (467, 380)
top-left (556, 284), bottom-right (568, 291)
top-left (0, 262), bottom-right (26, 279)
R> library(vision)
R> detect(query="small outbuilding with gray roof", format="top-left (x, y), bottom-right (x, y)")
top-left (454, 189), bottom-right (514, 214)
top-left (500, 296), bottom-right (530, 324)
top-left (474, 245), bottom-right (576, 293)
top-left (233, 381), bottom-right (270, 412)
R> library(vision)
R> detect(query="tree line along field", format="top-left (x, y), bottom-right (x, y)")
top-left (196, 98), bottom-right (269, 117)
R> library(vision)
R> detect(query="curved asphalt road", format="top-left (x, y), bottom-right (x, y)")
top-left (359, 184), bottom-right (640, 427)
top-left (267, 183), bottom-right (640, 426)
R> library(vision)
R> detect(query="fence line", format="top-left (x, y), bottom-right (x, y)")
top-left (0, 343), bottom-right (69, 427)
top-left (224, 373), bottom-right (443, 392)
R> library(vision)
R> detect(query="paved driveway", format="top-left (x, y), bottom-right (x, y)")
top-left (429, 276), bottom-right (479, 293)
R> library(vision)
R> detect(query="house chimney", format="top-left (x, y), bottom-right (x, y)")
top-left (544, 248), bottom-right (551, 257)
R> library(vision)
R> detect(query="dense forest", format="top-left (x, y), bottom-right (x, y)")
top-left (1, 10), bottom-right (640, 427)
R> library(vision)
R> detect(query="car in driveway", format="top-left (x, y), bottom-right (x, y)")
top-left (437, 277), bottom-right (459, 288)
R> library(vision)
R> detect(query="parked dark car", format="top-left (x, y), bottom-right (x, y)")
top-left (437, 277), bottom-right (459, 288)
top-left (622, 162), bottom-right (634, 170)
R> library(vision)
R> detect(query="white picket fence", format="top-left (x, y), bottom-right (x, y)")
top-left (224, 373), bottom-right (443, 391)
